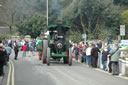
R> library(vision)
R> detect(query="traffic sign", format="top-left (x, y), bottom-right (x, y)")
top-left (82, 34), bottom-right (86, 39)
top-left (120, 25), bottom-right (125, 36)
top-left (82, 34), bottom-right (87, 44)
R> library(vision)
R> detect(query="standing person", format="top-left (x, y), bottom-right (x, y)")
top-left (110, 44), bottom-right (120, 75)
top-left (14, 43), bottom-right (19, 60)
top-left (107, 36), bottom-right (112, 45)
top-left (22, 43), bottom-right (27, 57)
top-left (91, 44), bottom-right (100, 68)
top-left (97, 40), bottom-right (102, 49)
top-left (29, 43), bottom-right (34, 56)
top-left (32, 40), bottom-right (36, 51)
top-left (86, 44), bottom-right (92, 67)
top-left (28, 41), bottom-right (32, 57)
top-left (79, 42), bottom-right (83, 53)
top-left (5, 40), bottom-right (8, 45)
top-left (0, 40), bottom-right (3, 46)
top-left (102, 48), bottom-right (109, 71)
top-left (26, 41), bottom-right (29, 51)
top-left (81, 45), bottom-right (87, 63)
top-left (107, 45), bottom-right (112, 73)
top-left (73, 44), bottom-right (79, 60)
top-left (33, 40), bottom-right (36, 51)
top-left (79, 42), bottom-right (84, 63)
top-left (0, 45), bottom-right (7, 76)
top-left (8, 40), bottom-right (13, 48)
top-left (5, 44), bottom-right (12, 61)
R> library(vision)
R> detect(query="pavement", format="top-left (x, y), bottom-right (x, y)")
top-left (0, 76), bottom-right (3, 85)
top-left (0, 63), bottom-right (9, 85)
top-left (1, 51), bottom-right (128, 85)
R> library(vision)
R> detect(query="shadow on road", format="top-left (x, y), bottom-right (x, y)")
top-left (34, 60), bottom-right (82, 67)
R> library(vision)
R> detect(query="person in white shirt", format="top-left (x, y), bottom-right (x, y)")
top-left (86, 44), bottom-right (92, 67)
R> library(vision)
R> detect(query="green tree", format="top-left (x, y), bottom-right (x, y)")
top-left (0, 0), bottom-right (17, 33)
top-left (61, 0), bottom-right (120, 40)
top-left (16, 14), bottom-right (46, 38)
top-left (121, 10), bottom-right (128, 38)
top-left (0, 0), bottom-right (47, 33)
top-left (120, 0), bottom-right (128, 5)
top-left (0, 34), bottom-right (11, 40)
top-left (68, 31), bottom-right (82, 43)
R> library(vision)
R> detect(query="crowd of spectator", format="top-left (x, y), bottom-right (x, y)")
top-left (0, 39), bottom-right (37, 76)
top-left (72, 40), bottom-right (121, 75)
top-left (0, 38), bottom-right (121, 76)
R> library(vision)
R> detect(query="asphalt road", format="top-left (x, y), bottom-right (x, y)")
top-left (5, 51), bottom-right (128, 85)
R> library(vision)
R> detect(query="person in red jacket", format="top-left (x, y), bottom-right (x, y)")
top-left (22, 43), bottom-right (27, 57)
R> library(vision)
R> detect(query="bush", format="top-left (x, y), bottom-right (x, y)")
top-left (0, 34), bottom-right (11, 40)
top-left (68, 32), bottom-right (83, 43)
top-left (97, 25), bottom-right (117, 40)
top-left (16, 13), bottom-right (46, 38)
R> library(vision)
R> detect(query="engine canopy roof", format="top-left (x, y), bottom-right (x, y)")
top-left (48, 24), bottom-right (71, 31)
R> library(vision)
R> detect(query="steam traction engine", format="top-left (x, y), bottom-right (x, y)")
top-left (42, 22), bottom-right (72, 66)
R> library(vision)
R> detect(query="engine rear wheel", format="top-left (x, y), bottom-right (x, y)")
top-left (68, 48), bottom-right (72, 66)
top-left (42, 40), bottom-right (48, 64)
top-left (47, 47), bottom-right (50, 66)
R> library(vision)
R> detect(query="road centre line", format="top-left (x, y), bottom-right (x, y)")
top-left (6, 60), bottom-right (15, 85)
top-left (7, 62), bottom-right (11, 85)
top-left (10, 60), bottom-right (15, 85)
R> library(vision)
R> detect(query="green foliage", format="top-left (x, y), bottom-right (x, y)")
top-left (113, 0), bottom-right (120, 4)
top-left (120, 0), bottom-right (128, 5)
top-left (0, 34), bottom-right (11, 40)
top-left (86, 25), bottom-right (116, 40)
top-left (16, 14), bottom-right (46, 38)
top-left (105, 5), bottom-right (121, 35)
top-left (121, 10), bottom-right (128, 38)
top-left (68, 32), bottom-right (82, 43)
top-left (97, 25), bottom-right (116, 40)
top-left (1, 0), bottom-right (128, 41)
top-left (61, 0), bottom-right (121, 40)
top-left (114, 0), bottom-right (128, 6)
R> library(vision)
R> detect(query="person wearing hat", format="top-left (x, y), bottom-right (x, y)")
top-left (110, 43), bottom-right (120, 75)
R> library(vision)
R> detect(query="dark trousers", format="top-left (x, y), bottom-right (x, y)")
top-left (108, 61), bottom-right (112, 73)
top-left (91, 57), bottom-right (98, 68)
top-left (0, 61), bottom-right (4, 76)
top-left (4, 54), bottom-right (10, 64)
top-left (7, 54), bottom-right (10, 61)
top-left (112, 61), bottom-right (119, 75)
top-left (15, 52), bottom-right (18, 59)
top-left (75, 54), bottom-right (79, 60)
top-left (81, 54), bottom-right (86, 63)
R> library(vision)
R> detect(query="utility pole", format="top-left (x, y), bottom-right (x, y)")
top-left (46, 0), bottom-right (48, 26)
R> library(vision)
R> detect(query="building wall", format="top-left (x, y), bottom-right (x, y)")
top-left (0, 26), bottom-right (10, 34)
